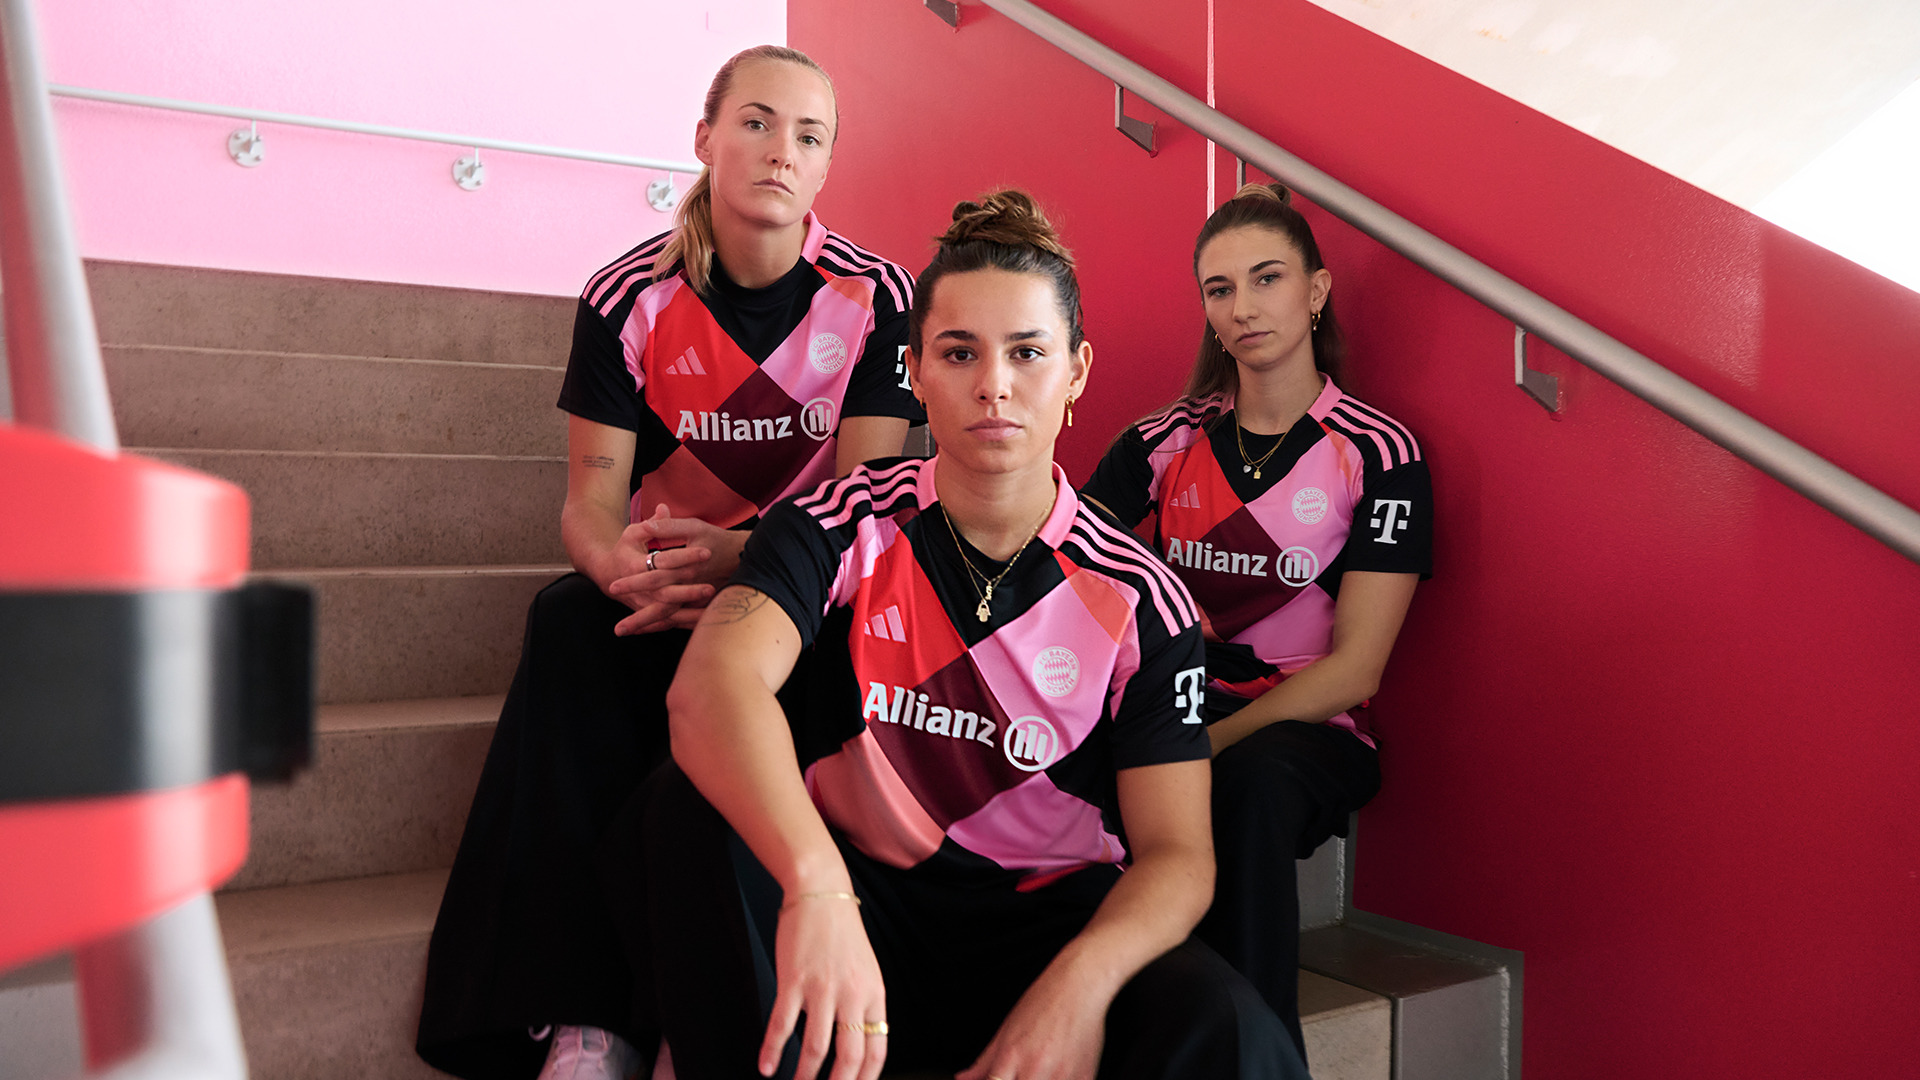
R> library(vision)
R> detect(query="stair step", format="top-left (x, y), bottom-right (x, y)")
top-left (87, 260), bottom-right (574, 366)
top-left (219, 870), bottom-right (450, 1080)
top-left (7, 918), bottom-right (1391, 1080)
top-left (1300, 923), bottom-right (1513, 1080)
top-left (141, 449), bottom-right (566, 569)
top-left (1300, 970), bottom-right (1391, 1080)
top-left (0, 954), bottom-right (82, 1080)
top-left (106, 345), bottom-right (567, 457)
top-left (229, 696), bottom-right (500, 892)
top-left (263, 565), bottom-right (564, 704)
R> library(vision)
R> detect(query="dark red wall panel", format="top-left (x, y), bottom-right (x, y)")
top-left (791, 1), bottom-right (1920, 1076)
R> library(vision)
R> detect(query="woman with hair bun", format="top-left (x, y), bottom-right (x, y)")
top-left (418, 46), bottom-right (924, 1080)
top-left (634, 190), bottom-right (1302, 1080)
top-left (1081, 182), bottom-right (1432, 1065)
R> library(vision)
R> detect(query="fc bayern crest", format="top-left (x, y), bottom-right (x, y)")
top-left (808, 332), bottom-right (849, 374)
top-left (1032, 647), bottom-right (1079, 697)
top-left (1292, 487), bottom-right (1330, 524)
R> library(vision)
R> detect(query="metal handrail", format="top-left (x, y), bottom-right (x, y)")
top-left (49, 84), bottom-right (704, 175)
top-left (1, 7), bottom-right (115, 448)
top-left (978, 0), bottom-right (1920, 567)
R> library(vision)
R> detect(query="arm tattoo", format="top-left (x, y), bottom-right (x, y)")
top-left (579, 454), bottom-right (616, 470)
top-left (709, 587), bottom-right (770, 625)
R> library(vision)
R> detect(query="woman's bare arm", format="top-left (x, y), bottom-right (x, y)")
top-left (1206, 570), bottom-right (1418, 754)
top-left (666, 586), bottom-right (887, 1080)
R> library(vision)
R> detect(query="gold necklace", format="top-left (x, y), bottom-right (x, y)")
top-left (1234, 415), bottom-right (1289, 479)
top-left (941, 504), bottom-right (1046, 623)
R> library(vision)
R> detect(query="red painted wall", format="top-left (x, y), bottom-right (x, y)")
top-left (791, 2), bottom-right (1920, 1077)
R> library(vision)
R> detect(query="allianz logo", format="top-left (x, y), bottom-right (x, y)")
top-left (1164, 537), bottom-right (1269, 578)
top-left (1165, 536), bottom-right (1320, 588)
top-left (861, 682), bottom-right (1063, 772)
top-left (864, 682), bottom-right (997, 746)
top-left (673, 397), bottom-right (837, 443)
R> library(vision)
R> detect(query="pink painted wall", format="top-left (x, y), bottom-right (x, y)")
top-left (792, 1), bottom-right (1920, 1077)
top-left (40, 0), bottom-right (784, 296)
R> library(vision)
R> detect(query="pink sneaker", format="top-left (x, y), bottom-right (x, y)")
top-left (537, 1025), bottom-right (644, 1080)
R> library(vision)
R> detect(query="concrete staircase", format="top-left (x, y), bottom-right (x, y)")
top-left (105, 259), bottom-right (571, 1080)
top-left (0, 261), bottom-right (1412, 1080)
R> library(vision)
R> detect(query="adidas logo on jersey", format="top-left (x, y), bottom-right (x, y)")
top-left (1165, 537), bottom-right (1269, 578)
top-left (1167, 483), bottom-right (1201, 510)
top-left (674, 410), bottom-right (794, 443)
top-left (663, 347), bottom-right (707, 376)
top-left (864, 605), bottom-right (908, 642)
top-left (862, 682), bottom-right (998, 747)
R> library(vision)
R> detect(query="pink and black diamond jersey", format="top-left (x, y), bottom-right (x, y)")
top-left (733, 457), bottom-right (1210, 885)
top-left (557, 213), bottom-right (923, 529)
top-left (1081, 378), bottom-right (1432, 746)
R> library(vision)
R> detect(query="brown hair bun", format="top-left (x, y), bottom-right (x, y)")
top-left (1228, 181), bottom-right (1292, 207)
top-left (938, 190), bottom-right (1075, 265)
top-left (907, 188), bottom-right (1085, 352)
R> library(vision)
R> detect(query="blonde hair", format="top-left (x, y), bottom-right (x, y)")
top-left (658, 46), bottom-right (837, 295)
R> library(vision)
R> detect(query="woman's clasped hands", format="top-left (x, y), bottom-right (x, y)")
top-left (607, 505), bottom-right (750, 635)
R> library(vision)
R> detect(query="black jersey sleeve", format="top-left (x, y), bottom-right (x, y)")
top-left (1106, 602), bottom-right (1211, 770)
top-left (1079, 428), bottom-right (1156, 529)
top-left (1341, 459), bottom-right (1434, 577)
top-left (729, 496), bottom-right (845, 648)
top-left (842, 308), bottom-right (924, 423)
top-left (556, 297), bottom-right (642, 432)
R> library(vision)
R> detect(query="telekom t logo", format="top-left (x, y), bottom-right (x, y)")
top-left (1173, 667), bottom-right (1205, 725)
top-left (1370, 499), bottom-right (1412, 544)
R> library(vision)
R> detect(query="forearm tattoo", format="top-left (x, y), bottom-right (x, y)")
top-left (579, 454), bottom-right (616, 470)
top-left (708, 587), bottom-right (770, 625)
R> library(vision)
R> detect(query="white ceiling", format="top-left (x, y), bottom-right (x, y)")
top-left (1306, 0), bottom-right (1920, 210)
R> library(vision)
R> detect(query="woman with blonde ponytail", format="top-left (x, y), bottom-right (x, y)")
top-left (634, 190), bottom-right (1302, 1080)
top-left (418, 46), bottom-right (924, 1080)
top-left (1082, 182), bottom-right (1432, 1068)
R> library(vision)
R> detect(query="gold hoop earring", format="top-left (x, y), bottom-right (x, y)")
top-left (1066, 396), bottom-right (1075, 428)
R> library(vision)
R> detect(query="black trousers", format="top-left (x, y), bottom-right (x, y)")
top-left (621, 765), bottom-right (1307, 1080)
top-left (1196, 718), bottom-right (1381, 1065)
top-left (417, 573), bottom-right (682, 1080)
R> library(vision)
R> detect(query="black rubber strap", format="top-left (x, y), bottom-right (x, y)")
top-left (0, 581), bottom-right (313, 803)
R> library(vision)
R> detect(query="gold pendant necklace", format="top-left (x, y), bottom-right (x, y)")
top-left (1235, 414), bottom-right (1289, 480)
top-left (942, 504), bottom-right (1046, 623)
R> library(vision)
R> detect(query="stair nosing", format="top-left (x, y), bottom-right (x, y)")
top-left (103, 341), bottom-right (567, 372)
top-left (254, 563), bottom-right (569, 579)
top-left (132, 446), bottom-right (566, 464)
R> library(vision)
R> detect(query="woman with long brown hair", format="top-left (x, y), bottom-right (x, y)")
top-left (1081, 182), bottom-right (1433, 1067)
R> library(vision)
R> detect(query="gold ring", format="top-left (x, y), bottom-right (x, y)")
top-left (838, 1020), bottom-right (889, 1036)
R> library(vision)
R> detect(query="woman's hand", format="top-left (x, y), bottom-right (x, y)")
top-left (958, 961), bottom-right (1108, 1080)
top-left (761, 897), bottom-right (889, 1080)
top-left (603, 507), bottom-right (715, 634)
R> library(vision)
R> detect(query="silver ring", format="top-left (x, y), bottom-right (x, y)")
top-left (645, 550), bottom-right (657, 572)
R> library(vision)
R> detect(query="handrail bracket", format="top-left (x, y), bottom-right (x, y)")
top-left (1514, 326), bottom-right (1560, 414)
top-left (1115, 85), bottom-right (1156, 157)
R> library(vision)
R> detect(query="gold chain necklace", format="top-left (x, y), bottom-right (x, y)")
top-left (941, 504), bottom-right (1046, 623)
top-left (1234, 415), bottom-right (1290, 479)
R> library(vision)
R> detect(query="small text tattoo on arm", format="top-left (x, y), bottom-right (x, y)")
top-left (709, 587), bottom-right (770, 625)
top-left (580, 455), bottom-right (616, 470)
